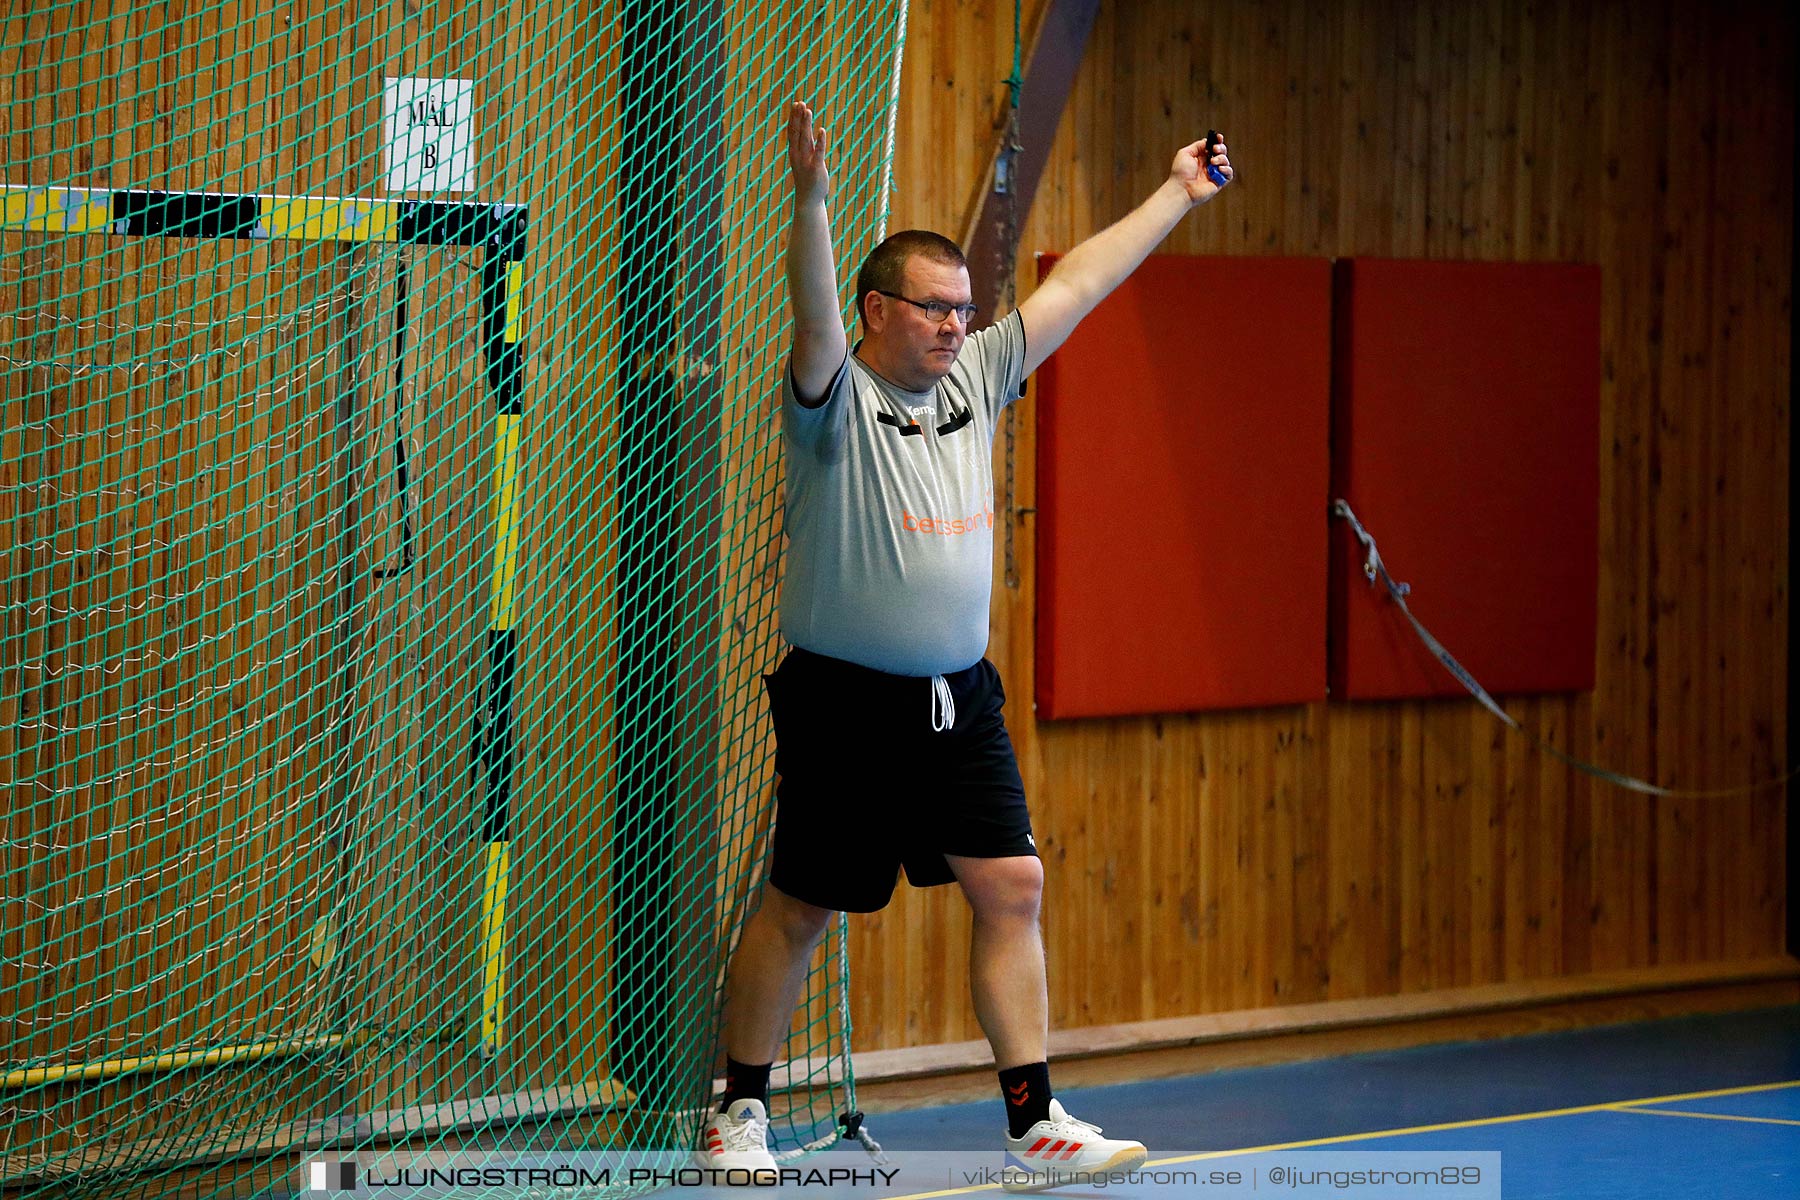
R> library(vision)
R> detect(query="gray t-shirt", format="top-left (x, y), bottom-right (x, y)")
top-left (778, 311), bottom-right (1028, 676)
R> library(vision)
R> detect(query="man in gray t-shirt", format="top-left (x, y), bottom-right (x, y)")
top-left (779, 296), bottom-right (1026, 677)
top-left (698, 100), bottom-right (1234, 1180)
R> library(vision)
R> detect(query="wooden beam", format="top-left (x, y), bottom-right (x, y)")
top-left (0, 1079), bottom-right (634, 1183)
top-left (849, 976), bottom-right (1800, 1113)
top-left (961, 0), bottom-right (1101, 329)
top-left (1789, 72), bottom-right (1799, 960)
top-left (846, 956), bottom-right (1800, 1084)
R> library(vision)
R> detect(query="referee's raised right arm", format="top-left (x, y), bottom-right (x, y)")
top-left (783, 101), bottom-right (848, 407)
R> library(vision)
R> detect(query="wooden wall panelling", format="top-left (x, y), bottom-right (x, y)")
top-left (847, 0), bottom-right (1792, 1054)
top-left (842, 0), bottom-right (1058, 1057)
top-left (396, 0), bottom-right (633, 1108)
top-left (0, 0), bottom-right (1790, 1162)
top-left (0, 0), bottom-right (644, 1164)
top-left (502, 0), bottom-right (623, 1093)
top-left (0, 215), bottom-right (362, 1153)
top-left (710, 3), bottom-right (916, 1061)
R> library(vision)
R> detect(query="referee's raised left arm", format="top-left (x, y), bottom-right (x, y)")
top-left (783, 101), bottom-right (849, 406)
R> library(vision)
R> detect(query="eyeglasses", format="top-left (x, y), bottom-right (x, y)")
top-left (876, 291), bottom-right (979, 325)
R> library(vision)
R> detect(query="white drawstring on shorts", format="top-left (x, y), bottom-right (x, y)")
top-left (930, 674), bottom-right (955, 733)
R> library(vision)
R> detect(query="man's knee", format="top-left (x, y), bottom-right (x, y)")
top-left (957, 854), bottom-right (1044, 925)
top-left (757, 884), bottom-right (834, 948)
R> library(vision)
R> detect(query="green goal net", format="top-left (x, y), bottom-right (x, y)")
top-left (2, 2), bottom-right (905, 1194)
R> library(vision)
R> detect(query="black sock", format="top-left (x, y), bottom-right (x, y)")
top-left (998, 1061), bottom-right (1052, 1138)
top-left (721, 1057), bottom-right (772, 1112)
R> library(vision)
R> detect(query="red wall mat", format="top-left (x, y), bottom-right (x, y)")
top-left (1329, 258), bottom-right (1601, 700)
top-left (1034, 253), bottom-right (1331, 719)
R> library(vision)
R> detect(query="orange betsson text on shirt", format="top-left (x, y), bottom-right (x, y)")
top-left (901, 506), bottom-right (995, 536)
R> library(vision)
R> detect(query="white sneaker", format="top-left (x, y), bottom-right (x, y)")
top-left (1002, 1099), bottom-right (1147, 1191)
top-left (694, 1097), bottom-right (778, 1170)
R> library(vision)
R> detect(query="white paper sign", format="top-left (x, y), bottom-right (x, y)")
top-left (383, 77), bottom-right (475, 193)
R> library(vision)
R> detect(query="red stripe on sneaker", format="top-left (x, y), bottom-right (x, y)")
top-left (1060, 1143), bottom-right (1082, 1160)
top-left (1044, 1140), bottom-right (1066, 1156)
top-left (1028, 1138), bottom-right (1052, 1154)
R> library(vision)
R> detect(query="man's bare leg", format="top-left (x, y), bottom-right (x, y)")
top-left (948, 851), bottom-right (1145, 1177)
top-left (946, 853), bottom-right (1048, 1068)
top-left (695, 885), bottom-right (831, 1169)
top-left (723, 883), bottom-right (835, 1066)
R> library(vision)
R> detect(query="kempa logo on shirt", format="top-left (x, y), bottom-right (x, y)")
top-left (902, 506), bottom-right (994, 536)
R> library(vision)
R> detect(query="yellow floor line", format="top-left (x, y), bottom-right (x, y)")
top-left (1154, 1079), bottom-right (1800, 1165)
top-left (1612, 1106), bottom-right (1800, 1128)
top-left (876, 1079), bottom-right (1800, 1200)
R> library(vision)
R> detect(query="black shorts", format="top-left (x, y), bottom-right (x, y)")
top-left (763, 646), bottom-right (1036, 913)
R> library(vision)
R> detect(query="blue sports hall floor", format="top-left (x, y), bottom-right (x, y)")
top-left (850, 1004), bottom-right (1800, 1199)
top-left (265, 1006), bottom-right (1798, 1197)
